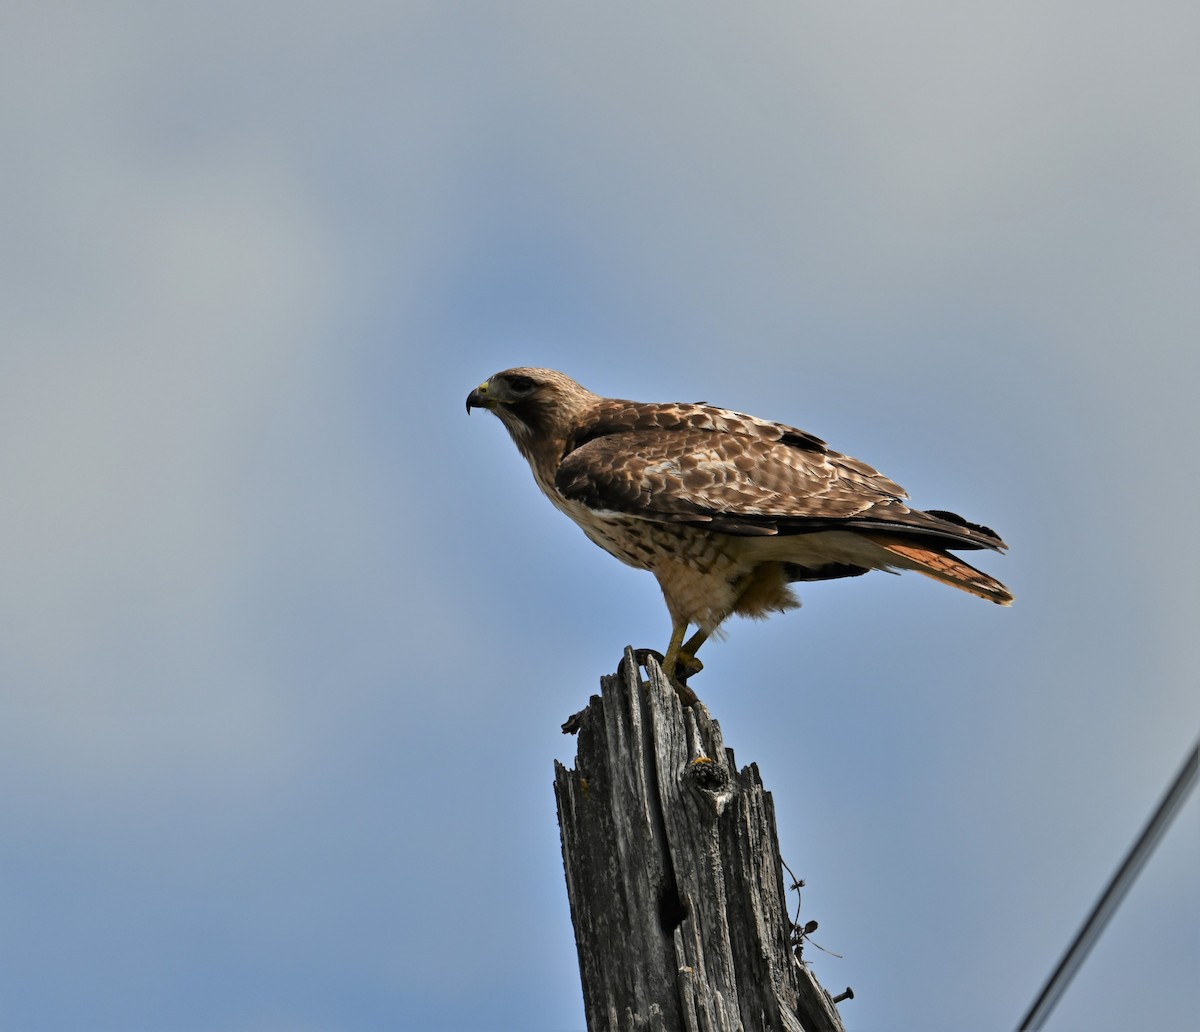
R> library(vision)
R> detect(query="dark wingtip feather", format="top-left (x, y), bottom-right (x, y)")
top-left (925, 509), bottom-right (1006, 548)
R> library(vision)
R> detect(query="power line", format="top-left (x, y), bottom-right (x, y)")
top-left (1017, 736), bottom-right (1199, 1031)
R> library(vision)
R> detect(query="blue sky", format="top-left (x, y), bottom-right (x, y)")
top-left (2, 3), bottom-right (1197, 1030)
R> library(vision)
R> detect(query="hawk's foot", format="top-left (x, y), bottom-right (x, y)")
top-left (672, 679), bottom-right (701, 708)
top-left (633, 648), bottom-right (702, 707)
top-left (672, 653), bottom-right (703, 707)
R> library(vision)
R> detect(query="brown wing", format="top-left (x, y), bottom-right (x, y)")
top-left (555, 406), bottom-right (1006, 552)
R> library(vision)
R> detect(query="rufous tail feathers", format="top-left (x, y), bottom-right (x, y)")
top-left (866, 535), bottom-right (1014, 606)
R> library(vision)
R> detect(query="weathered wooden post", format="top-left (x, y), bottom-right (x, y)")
top-left (555, 647), bottom-right (849, 1032)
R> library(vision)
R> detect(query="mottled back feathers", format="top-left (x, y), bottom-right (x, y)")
top-left (554, 402), bottom-right (1005, 553)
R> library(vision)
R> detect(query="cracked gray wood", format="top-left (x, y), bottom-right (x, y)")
top-left (555, 648), bottom-right (848, 1032)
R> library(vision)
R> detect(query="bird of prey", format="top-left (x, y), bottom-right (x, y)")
top-left (466, 367), bottom-right (1011, 688)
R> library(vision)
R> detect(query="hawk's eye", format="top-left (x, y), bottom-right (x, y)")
top-left (508, 376), bottom-right (536, 394)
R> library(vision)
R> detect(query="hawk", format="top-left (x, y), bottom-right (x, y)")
top-left (467, 367), bottom-right (1011, 688)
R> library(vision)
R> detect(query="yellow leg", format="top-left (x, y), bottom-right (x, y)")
top-left (659, 619), bottom-right (702, 707)
top-left (661, 619), bottom-right (688, 682)
top-left (677, 628), bottom-right (709, 678)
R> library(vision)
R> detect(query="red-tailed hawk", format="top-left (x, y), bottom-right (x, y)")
top-left (467, 367), bottom-right (1011, 688)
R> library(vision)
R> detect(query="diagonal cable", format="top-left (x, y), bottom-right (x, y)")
top-left (1017, 736), bottom-right (1199, 1030)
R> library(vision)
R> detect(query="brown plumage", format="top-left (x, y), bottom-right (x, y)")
top-left (466, 367), bottom-right (1011, 687)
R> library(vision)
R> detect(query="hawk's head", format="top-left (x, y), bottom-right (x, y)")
top-left (466, 367), bottom-right (597, 456)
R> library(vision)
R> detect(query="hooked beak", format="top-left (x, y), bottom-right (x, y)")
top-left (465, 382), bottom-right (492, 414)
